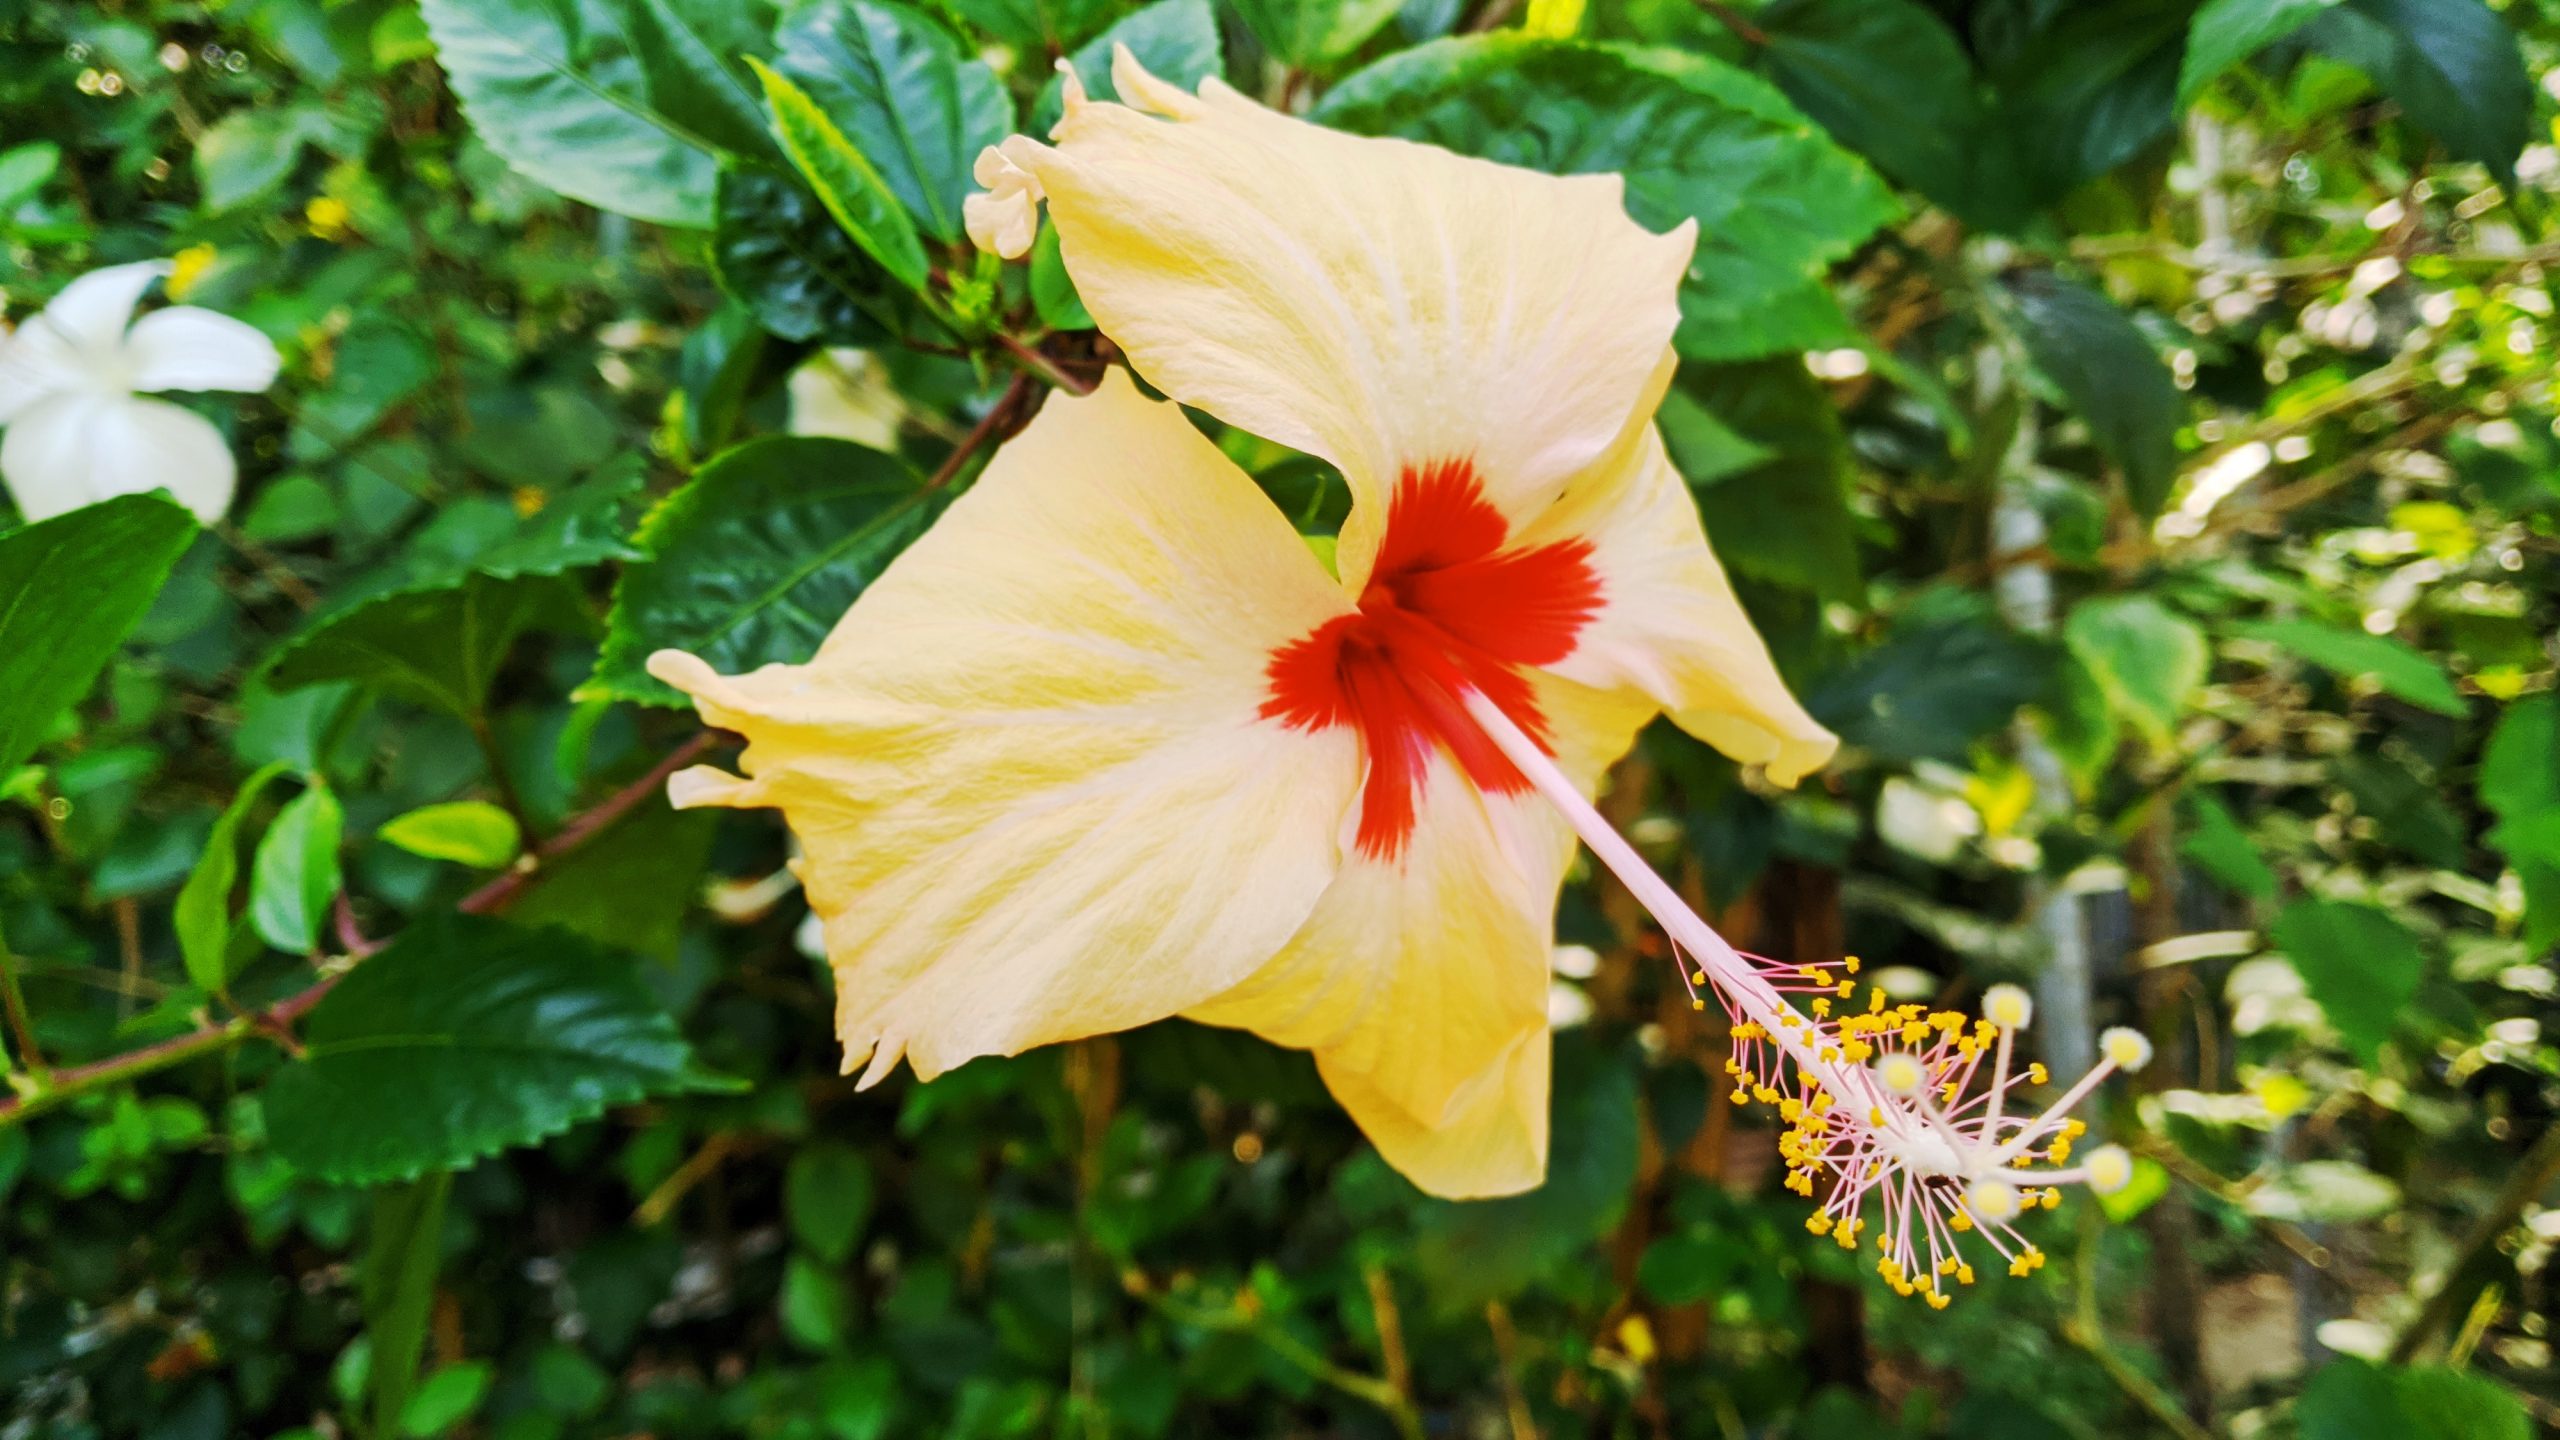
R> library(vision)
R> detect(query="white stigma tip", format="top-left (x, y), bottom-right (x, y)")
top-left (1966, 1181), bottom-right (2022, 1225)
top-left (1982, 983), bottom-right (2032, 1030)
top-left (1873, 1053), bottom-right (1927, 1097)
top-left (2086, 1144), bottom-right (2135, 1196)
top-left (2100, 1027), bottom-right (2154, 1073)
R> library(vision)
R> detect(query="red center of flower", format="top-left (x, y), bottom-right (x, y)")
top-left (1261, 459), bottom-right (1601, 860)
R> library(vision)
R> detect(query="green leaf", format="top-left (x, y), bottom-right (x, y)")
top-left (943, 0), bottom-right (1118, 51)
top-left (195, 105), bottom-right (325, 210)
top-left (787, 1143), bottom-right (876, 1264)
top-left (267, 572), bottom-right (588, 719)
top-left (2298, 1359), bottom-right (2532, 1440)
top-left (781, 1254), bottom-right (852, 1350)
top-left (1988, 5), bottom-right (2186, 204)
top-left (713, 166), bottom-right (893, 345)
top-left (2006, 273), bottom-right (2182, 516)
top-left (1035, 0), bottom-right (1224, 133)
top-left (750, 57), bottom-right (933, 294)
top-left (2093, 1154), bottom-right (2170, 1223)
top-left (250, 782), bottom-right (344, 955)
top-left (0, 494), bottom-right (199, 779)
top-left (1029, 222), bottom-right (1093, 331)
top-left (2179, 0), bottom-right (2343, 106)
top-left (2245, 1159), bottom-right (2399, 1223)
top-left (2305, 0), bottom-right (2532, 187)
top-left (623, 0), bottom-right (782, 162)
top-left (2235, 619), bottom-right (2466, 716)
top-left (419, 0), bottom-right (724, 227)
top-left (773, 0), bottom-right (1013, 245)
top-left (175, 762), bottom-right (292, 994)
top-left (1807, 598), bottom-right (2051, 764)
top-left (1318, 37), bottom-right (1897, 364)
top-left (1755, 0), bottom-right (2000, 220)
top-left (379, 802), bottom-right (524, 868)
top-left (261, 915), bottom-right (736, 1184)
top-left (477, 458), bottom-right (650, 579)
top-left (2480, 696), bottom-right (2560, 953)
top-left (361, 1174), bottom-right (453, 1440)
top-left (398, 1361), bottom-right (495, 1437)
top-left (508, 806), bottom-right (716, 962)
top-left (1408, 1040), bottom-right (1639, 1309)
top-left (1233, 0), bottom-right (1399, 68)
top-left (2062, 596), bottom-right (2207, 748)
top-left (585, 437), bottom-right (944, 706)
top-left (2182, 790), bottom-right (2278, 900)
top-left (2269, 899), bottom-right (2424, 1065)
top-left (1678, 361), bottom-right (1861, 602)
top-left (0, 142), bottom-right (61, 213)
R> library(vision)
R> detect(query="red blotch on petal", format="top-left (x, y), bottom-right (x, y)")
top-left (1262, 460), bottom-right (1600, 860)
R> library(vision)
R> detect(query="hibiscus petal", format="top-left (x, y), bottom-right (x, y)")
top-left (1187, 674), bottom-right (1652, 1198)
top-left (651, 370), bottom-right (1362, 1084)
top-left (0, 393), bottom-right (236, 522)
top-left (125, 306), bottom-right (282, 394)
top-left (1525, 368), bottom-right (1838, 787)
top-left (33, 260), bottom-right (168, 351)
top-left (1009, 51), bottom-right (1694, 539)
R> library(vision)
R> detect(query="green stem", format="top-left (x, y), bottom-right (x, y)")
top-left (995, 334), bottom-right (1095, 395)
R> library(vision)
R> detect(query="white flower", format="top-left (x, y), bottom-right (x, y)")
top-left (0, 260), bottom-right (279, 522)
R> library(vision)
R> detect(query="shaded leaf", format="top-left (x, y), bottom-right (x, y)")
top-left (1678, 361), bottom-right (1861, 602)
top-left (2178, 0), bottom-right (2342, 106)
top-left (1756, 0), bottom-right (2000, 220)
top-left (0, 494), bottom-right (199, 778)
top-left (624, 0), bottom-right (781, 161)
top-left (262, 915), bottom-right (737, 1184)
top-left (2298, 1360), bottom-right (2531, 1440)
top-left (2182, 790), bottom-right (2277, 900)
top-left (1035, 0), bottom-right (1226, 133)
top-left (787, 1143), bottom-right (876, 1264)
top-left (713, 166), bottom-right (893, 345)
top-left (1233, 0), bottom-right (1400, 68)
top-left (1808, 597), bottom-right (2051, 764)
top-left (267, 572), bottom-right (588, 719)
top-left (2269, 898), bottom-right (2423, 1065)
top-left (2006, 273), bottom-right (2181, 515)
top-left (360, 1175), bottom-right (453, 1440)
top-left (2305, 0), bottom-right (2531, 186)
top-left (585, 437), bottom-right (944, 706)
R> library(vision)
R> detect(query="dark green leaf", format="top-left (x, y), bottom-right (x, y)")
top-left (752, 57), bottom-right (933, 293)
top-left (1409, 1040), bottom-right (1639, 1309)
top-left (2298, 1359), bottom-right (2531, 1440)
top-left (1988, 4), bottom-right (2186, 203)
top-left (266, 572), bottom-right (588, 719)
top-left (507, 806), bottom-right (716, 961)
top-left (2305, 0), bottom-right (2531, 186)
top-left (195, 105), bottom-right (325, 210)
top-left (1756, 0), bottom-right (1999, 219)
top-left (262, 915), bottom-right (736, 1184)
top-left (398, 1361), bottom-right (494, 1437)
top-left (2235, 619), bottom-right (2466, 716)
top-left (1035, 0), bottom-right (1226, 133)
top-left (360, 1174), bottom-right (453, 1440)
top-left (249, 782), bottom-right (343, 955)
top-left (623, 0), bottom-right (781, 161)
top-left (712, 167), bottom-right (893, 345)
top-left (2269, 899), bottom-right (2423, 1064)
top-left (2480, 696), bottom-right (2560, 953)
top-left (0, 494), bottom-right (198, 778)
top-left (2006, 273), bottom-right (2182, 515)
top-left (787, 1143), bottom-right (876, 1263)
top-left (419, 0), bottom-right (725, 227)
top-left (175, 763), bottom-right (292, 994)
top-left (1030, 222), bottom-right (1094, 331)
top-left (585, 437), bottom-right (944, 706)
top-left (772, 0), bottom-right (1013, 245)
top-left (1318, 38), bottom-right (1896, 363)
top-left (1677, 361), bottom-right (1861, 602)
top-left (942, 0), bottom-right (1119, 54)
top-left (1233, 0), bottom-right (1399, 68)
top-left (2178, 0), bottom-right (2342, 106)
top-left (1807, 598), bottom-right (2051, 764)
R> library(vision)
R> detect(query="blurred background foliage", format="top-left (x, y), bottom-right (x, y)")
top-left (1, 0), bottom-right (2556, 1435)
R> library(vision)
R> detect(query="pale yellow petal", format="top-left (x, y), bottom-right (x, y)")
top-left (1012, 52), bottom-right (1695, 539)
top-left (1526, 371), bottom-right (1838, 787)
top-left (1185, 673), bottom-right (1650, 1199)
top-left (652, 369), bottom-right (1360, 1083)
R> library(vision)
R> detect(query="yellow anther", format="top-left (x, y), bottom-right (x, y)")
top-left (1844, 955), bottom-right (1861, 973)
top-left (2049, 1137), bottom-right (2074, 1164)
top-left (2027, 1063), bottom-right (2050, 1086)
top-left (1927, 1291), bottom-right (1951, 1310)
top-left (1806, 1215), bottom-right (1833, 1236)
top-left (1692, 998), bottom-right (1706, 1011)
top-left (1948, 1210), bottom-right (1974, 1233)
top-left (1812, 997), bottom-right (1832, 1017)
top-left (2062, 1119), bottom-right (2088, 1139)
top-left (1957, 1265), bottom-right (1974, 1286)
top-left (1780, 1098), bottom-right (1804, 1122)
